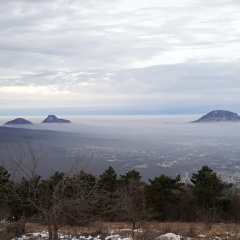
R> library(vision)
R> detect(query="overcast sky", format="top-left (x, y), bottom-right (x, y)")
top-left (1, 0), bottom-right (240, 115)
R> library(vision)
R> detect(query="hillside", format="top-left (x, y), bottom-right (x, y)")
top-left (42, 115), bottom-right (71, 123)
top-left (191, 110), bottom-right (240, 123)
top-left (4, 118), bottom-right (33, 125)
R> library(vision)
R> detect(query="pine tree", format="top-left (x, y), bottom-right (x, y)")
top-left (190, 165), bottom-right (232, 229)
top-left (190, 165), bottom-right (232, 209)
top-left (98, 166), bottom-right (117, 192)
top-left (119, 170), bottom-right (142, 185)
top-left (146, 174), bottom-right (184, 219)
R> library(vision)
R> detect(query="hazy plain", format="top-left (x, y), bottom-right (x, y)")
top-left (2, 114), bottom-right (240, 138)
top-left (1, 115), bottom-right (240, 180)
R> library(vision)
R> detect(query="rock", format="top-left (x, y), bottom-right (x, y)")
top-left (4, 118), bottom-right (33, 125)
top-left (156, 233), bottom-right (181, 240)
top-left (42, 115), bottom-right (71, 123)
top-left (191, 110), bottom-right (240, 123)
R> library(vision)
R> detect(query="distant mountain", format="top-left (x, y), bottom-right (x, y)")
top-left (5, 118), bottom-right (33, 125)
top-left (191, 110), bottom-right (240, 123)
top-left (42, 115), bottom-right (71, 123)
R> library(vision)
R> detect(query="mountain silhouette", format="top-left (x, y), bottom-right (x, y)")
top-left (5, 118), bottom-right (33, 125)
top-left (191, 110), bottom-right (240, 123)
top-left (42, 115), bottom-right (71, 123)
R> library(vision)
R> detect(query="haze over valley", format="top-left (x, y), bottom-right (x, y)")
top-left (1, 114), bottom-right (240, 184)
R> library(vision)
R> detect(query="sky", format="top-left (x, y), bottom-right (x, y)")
top-left (1, 0), bottom-right (240, 116)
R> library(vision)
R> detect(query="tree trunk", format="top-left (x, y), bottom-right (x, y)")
top-left (48, 224), bottom-right (52, 239)
top-left (53, 224), bottom-right (58, 239)
top-left (132, 220), bottom-right (135, 239)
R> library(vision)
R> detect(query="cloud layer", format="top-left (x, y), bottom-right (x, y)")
top-left (1, 0), bottom-right (240, 114)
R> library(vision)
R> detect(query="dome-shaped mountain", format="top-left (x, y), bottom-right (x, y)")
top-left (191, 110), bottom-right (240, 123)
top-left (5, 118), bottom-right (33, 125)
top-left (42, 115), bottom-right (71, 123)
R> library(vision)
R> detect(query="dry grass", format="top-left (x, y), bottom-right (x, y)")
top-left (4, 221), bottom-right (240, 239)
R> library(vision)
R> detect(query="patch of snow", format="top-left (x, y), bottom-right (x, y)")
top-left (13, 231), bottom-right (133, 240)
top-left (119, 228), bottom-right (143, 233)
top-left (105, 235), bottom-right (132, 240)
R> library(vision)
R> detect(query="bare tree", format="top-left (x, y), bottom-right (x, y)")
top-left (62, 171), bottom-right (112, 227)
top-left (195, 205), bottom-right (221, 231)
top-left (3, 140), bottom-right (109, 239)
top-left (115, 178), bottom-right (148, 239)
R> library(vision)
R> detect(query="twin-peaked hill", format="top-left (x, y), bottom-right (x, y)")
top-left (4, 115), bottom-right (71, 125)
top-left (42, 115), bottom-right (71, 123)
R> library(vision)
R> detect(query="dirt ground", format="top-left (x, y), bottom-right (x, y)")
top-left (22, 221), bottom-right (240, 239)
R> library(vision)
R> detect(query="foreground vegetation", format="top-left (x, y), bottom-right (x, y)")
top-left (0, 144), bottom-right (240, 239)
top-left (2, 221), bottom-right (240, 239)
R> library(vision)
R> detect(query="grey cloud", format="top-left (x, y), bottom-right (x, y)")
top-left (1, 61), bottom-right (239, 96)
top-left (1, 0), bottom-right (240, 112)
top-left (1, 0), bottom-right (239, 72)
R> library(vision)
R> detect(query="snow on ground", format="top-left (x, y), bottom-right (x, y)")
top-left (11, 230), bottom-right (240, 240)
top-left (12, 232), bottom-right (240, 240)
top-left (11, 231), bottom-right (181, 240)
top-left (13, 231), bottom-right (133, 240)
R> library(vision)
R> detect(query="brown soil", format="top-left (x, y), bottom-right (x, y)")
top-left (21, 222), bottom-right (240, 239)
